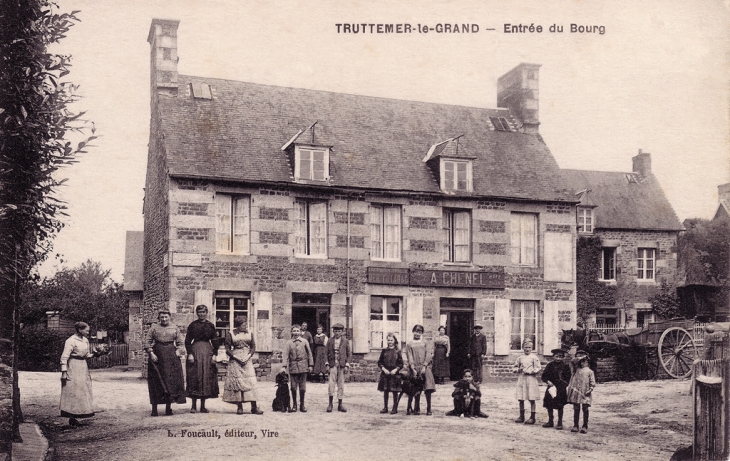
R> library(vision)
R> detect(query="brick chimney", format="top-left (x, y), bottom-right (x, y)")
top-left (719, 183), bottom-right (730, 205)
top-left (632, 149), bottom-right (651, 178)
top-left (148, 19), bottom-right (180, 98)
top-left (497, 63), bottom-right (541, 134)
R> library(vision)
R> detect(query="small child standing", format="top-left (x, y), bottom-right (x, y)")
top-left (377, 333), bottom-right (403, 414)
top-left (566, 351), bottom-right (596, 433)
top-left (513, 339), bottom-right (541, 424)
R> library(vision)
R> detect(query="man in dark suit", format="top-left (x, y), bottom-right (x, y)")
top-left (325, 323), bottom-right (351, 412)
top-left (468, 324), bottom-right (487, 383)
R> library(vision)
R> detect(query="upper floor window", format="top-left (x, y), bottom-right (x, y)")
top-left (440, 158), bottom-right (472, 192)
top-left (601, 247), bottom-right (616, 281)
top-left (294, 200), bottom-right (327, 257)
top-left (510, 213), bottom-right (537, 266)
top-left (215, 194), bottom-right (250, 254)
top-left (370, 205), bottom-right (401, 261)
top-left (369, 296), bottom-right (401, 350)
top-left (295, 146), bottom-right (329, 181)
top-left (443, 209), bottom-right (471, 262)
top-left (577, 207), bottom-right (593, 233)
top-left (637, 248), bottom-right (655, 280)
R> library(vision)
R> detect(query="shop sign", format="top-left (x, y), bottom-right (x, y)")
top-left (410, 269), bottom-right (504, 289)
top-left (367, 267), bottom-right (410, 285)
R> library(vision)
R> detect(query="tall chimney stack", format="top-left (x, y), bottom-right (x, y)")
top-left (497, 63), bottom-right (541, 134)
top-left (632, 149), bottom-right (651, 178)
top-left (148, 19), bottom-right (180, 98)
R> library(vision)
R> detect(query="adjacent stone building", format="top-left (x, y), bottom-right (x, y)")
top-left (140, 19), bottom-right (579, 381)
top-left (562, 152), bottom-right (683, 328)
top-left (124, 230), bottom-right (144, 367)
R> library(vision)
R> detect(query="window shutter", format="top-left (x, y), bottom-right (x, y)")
top-left (194, 290), bottom-right (214, 320)
top-left (352, 295), bottom-right (370, 353)
top-left (253, 292), bottom-right (273, 352)
top-left (405, 297), bottom-right (424, 337)
top-left (543, 301), bottom-right (560, 353)
top-left (544, 232), bottom-right (573, 282)
top-left (494, 299), bottom-right (511, 355)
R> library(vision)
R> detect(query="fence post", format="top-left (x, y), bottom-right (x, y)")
top-left (693, 338), bottom-right (729, 459)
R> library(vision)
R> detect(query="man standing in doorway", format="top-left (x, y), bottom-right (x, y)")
top-left (325, 323), bottom-right (351, 412)
top-left (468, 324), bottom-right (487, 383)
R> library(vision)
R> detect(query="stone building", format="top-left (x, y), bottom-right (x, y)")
top-left (562, 152), bottom-right (683, 328)
top-left (124, 230), bottom-right (144, 367)
top-left (138, 19), bottom-right (578, 381)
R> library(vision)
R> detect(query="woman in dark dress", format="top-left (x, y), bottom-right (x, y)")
top-left (432, 326), bottom-right (451, 384)
top-left (377, 333), bottom-right (403, 414)
top-left (146, 310), bottom-right (186, 416)
top-left (311, 324), bottom-right (328, 383)
top-left (542, 348), bottom-right (572, 429)
top-left (185, 304), bottom-right (219, 413)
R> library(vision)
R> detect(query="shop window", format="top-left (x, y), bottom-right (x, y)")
top-left (214, 293), bottom-right (250, 338)
top-left (510, 300), bottom-right (538, 351)
top-left (369, 296), bottom-right (401, 349)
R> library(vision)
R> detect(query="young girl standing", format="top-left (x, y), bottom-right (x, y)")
top-left (567, 352), bottom-right (596, 433)
top-left (377, 333), bottom-right (403, 414)
top-left (513, 339), bottom-right (541, 424)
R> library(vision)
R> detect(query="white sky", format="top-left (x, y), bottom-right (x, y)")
top-left (38, 0), bottom-right (730, 281)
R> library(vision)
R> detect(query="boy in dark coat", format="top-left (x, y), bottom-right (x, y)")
top-left (542, 348), bottom-right (571, 429)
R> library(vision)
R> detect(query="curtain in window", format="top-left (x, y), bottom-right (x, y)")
top-left (383, 207), bottom-right (400, 259)
top-left (369, 296), bottom-right (401, 349)
top-left (233, 197), bottom-right (249, 253)
top-left (510, 301), bottom-right (522, 351)
top-left (443, 210), bottom-right (453, 261)
top-left (370, 206), bottom-right (383, 258)
top-left (456, 162), bottom-right (468, 190)
top-left (216, 194), bottom-right (232, 253)
top-left (299, 149), bottom-right (312, 180)
top-left (454, 211), bottom-right (470, 262)
top-left (294, 201), bottom-right (307, 255)
top-left (312, 150), bottom-right (325, 180)
top-left (309, 202), bottom-right (327, 256)
top-left (510, 301), bottom-right (538, 350)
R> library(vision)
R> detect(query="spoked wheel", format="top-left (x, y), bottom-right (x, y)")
top-left (658, 327), bottom-right (698, 378)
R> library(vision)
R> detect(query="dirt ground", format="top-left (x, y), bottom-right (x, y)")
top-left (18, 369), bottom-right (692, 461)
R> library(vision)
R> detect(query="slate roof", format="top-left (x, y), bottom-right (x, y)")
top-left (157, 75), bottom-right (576, 202)
top-left (560, 169), bottom-right (683, 231)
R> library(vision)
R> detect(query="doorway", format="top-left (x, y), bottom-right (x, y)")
top-left (291, 293), bottom-right (331, 337)
top-left (439, 298), bottom-right (475, 381)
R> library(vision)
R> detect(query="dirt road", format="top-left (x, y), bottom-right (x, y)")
top-left (19, 370), bottom-right (691, 460)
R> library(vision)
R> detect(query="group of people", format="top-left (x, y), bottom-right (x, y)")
top-left (59, 309), bottom-right (595, 433)
top-left (513, 339), bottom-right (596, 433)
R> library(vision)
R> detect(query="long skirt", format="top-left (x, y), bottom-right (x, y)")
top-left (186, 341), bottom-right (219, 398)
top-left (312, 345), bottom-right (327, 374)
top-left (515, 373), bottom-right (540, 401)
top-left (222, 349), bottom-right (258, 403)
top-left (148, 342), bottom-right (186, 405)
top-left (432, 344), bottom-right (450, 379)
top-left (60, 357), bottom-right (94, 418)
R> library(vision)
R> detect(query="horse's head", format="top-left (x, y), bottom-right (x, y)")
top-left (560, 329), bottom-right (576, 349)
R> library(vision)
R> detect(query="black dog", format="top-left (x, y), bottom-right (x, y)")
top-left (272, 371), bottom-right (291, 412)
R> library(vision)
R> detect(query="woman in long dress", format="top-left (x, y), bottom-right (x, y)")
top-left (185, 304), bottom-right (219, 413)
top-left (402, 324), bottom-right (436, 416)
top-left (145, 310), bottom-right (186, 416)
top-left (222, 316), bottom-right (263, 415)
top-left (432, 326), bottom-right (451, 384)
top-left (60, 322), bottom-right (108, 426)
top-left (311, 324), bottom-right (328, 383)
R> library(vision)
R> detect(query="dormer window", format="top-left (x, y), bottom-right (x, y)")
top-left (295, 146), bottom-right (329, 181)
top-left (440, 158), bottom-right (472, 192)
top-left (577, 206), bottom-right (593, 233)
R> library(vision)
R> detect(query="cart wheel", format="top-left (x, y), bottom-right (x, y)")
top-left (658, 327), bottom-right (698, 378)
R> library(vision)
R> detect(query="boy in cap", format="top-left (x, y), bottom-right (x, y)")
top-left (468, 324), bottom-right (487, 383)
top-left (541, 348), bottom-right (571, 429)
top-left (282, 324), bottom-right (314, 412)
top-left (325, 323), bottom-right (351, 412)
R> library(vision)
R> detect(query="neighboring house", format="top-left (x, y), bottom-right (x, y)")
top-left (712, 183), bottom-right (730, 222)
top-left (562, 152), bottom-right (683, 328)
top-left (124, 230), bottom-right (144, 367)
top-left (140, 19), bottom-right (579, 381)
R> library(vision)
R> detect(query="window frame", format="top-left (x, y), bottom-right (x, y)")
top-left (443, 208), bottom-right (472, 263)
top-left (510, 300), bottom-right (538, 352)
top-left (294, 200), bottom-right (328, 258)
top-left (370, 204), bottom-right (402, 261)
top-left (510, 212), bottom-right (538, 267)
top-left (215, 194), bottom-right (250, 255)
top-left (600, 247), bottom-right (616, 281)
top-left (214, 293), bottom-right (250, 339)
top-left (577, 207), bottom-right (594, 233)
top-left (637, 247), bottom-right (656, 281)
top-left (369, 296), bottom-right (402, 350)
top-left (294, 145), bottom-right (329, 181)
top-left (439, 158), bottom-right (473, 192)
